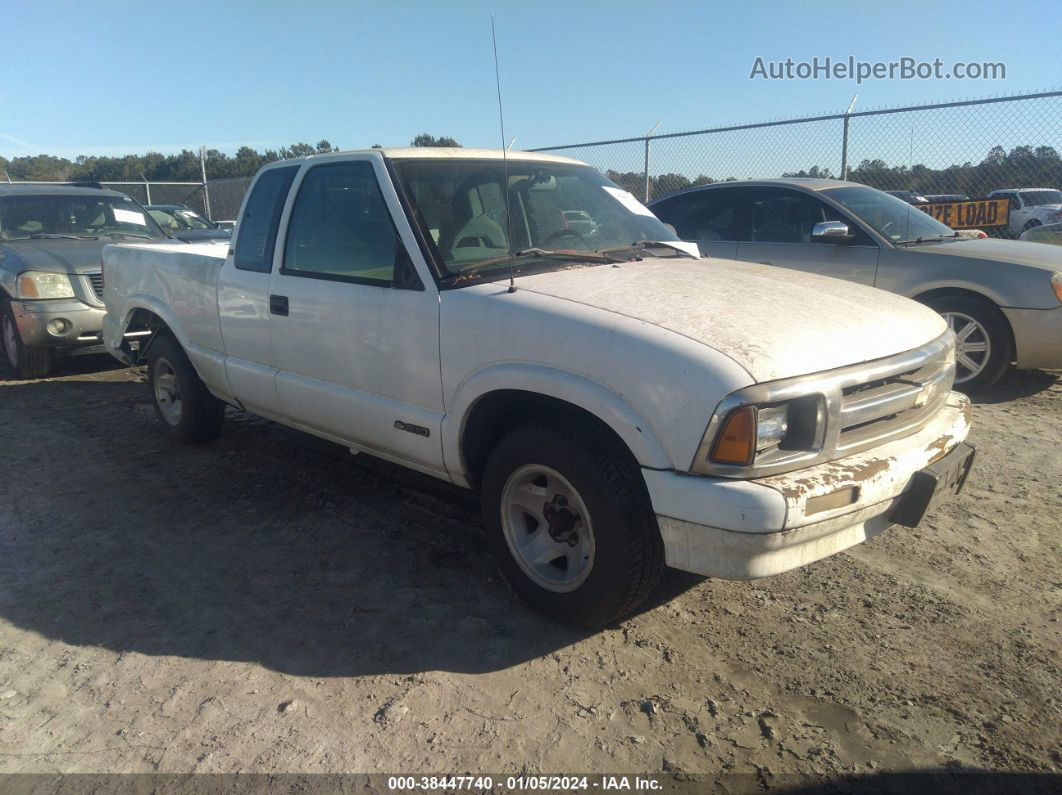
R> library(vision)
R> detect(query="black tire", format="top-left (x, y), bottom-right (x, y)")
top-left (480, 419), bottom-right (664, 628)
top-left (146, 332), bottom-right (225, 444)
top-left (1023, 219), bottom-right (1042, 233)
top-left (1, 298), bottom-right (51, 379)
top-left (925, 294), bottom-right (1012, 392)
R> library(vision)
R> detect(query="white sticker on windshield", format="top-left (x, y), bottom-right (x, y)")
top-left (113, 208), bottom-right (145, 225)
top-left (602, 185), bottom-right (656, 217)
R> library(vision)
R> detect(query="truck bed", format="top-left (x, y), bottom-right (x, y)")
top-left (102, 243), bottom-right (227, 359)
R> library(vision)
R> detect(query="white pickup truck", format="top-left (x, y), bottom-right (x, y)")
top-left (102, 148), bottom-right (975, 627)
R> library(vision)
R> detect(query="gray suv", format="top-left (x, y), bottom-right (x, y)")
top-left (0, 184), bottom-right (172, 378)
top-left (650, 179), bottom-right (1062, 389)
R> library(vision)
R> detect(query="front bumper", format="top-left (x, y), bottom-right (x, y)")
top-left (644, 392), bottom-right (972, 579)
top-left (1002, 305), bottom-right (1062, 371)
top-left (9, 299), bottom-right (107, 354)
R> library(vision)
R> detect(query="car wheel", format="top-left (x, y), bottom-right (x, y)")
top-left (146, 332), bottom-right (225, 444)
top-left (926, 295), bottom-right (1011, 391)
top-left (1, 299), bottom-right (51, 379)
top-left (1023, 219), bottom-right (1042, 233)
top-left (480, 419), bottom-right (664, 627)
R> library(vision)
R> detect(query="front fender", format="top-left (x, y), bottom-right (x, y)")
top-left (441, 362), bottom-right (674, 487)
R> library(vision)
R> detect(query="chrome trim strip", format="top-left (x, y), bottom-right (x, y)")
top-left (690, 331), bottom-right (956, 478)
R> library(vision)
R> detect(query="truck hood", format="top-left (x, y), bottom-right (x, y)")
top-left (514, 258), bottom-right (946, 382)
top-left (914, 237), bottom-right (1062, 270)
top-left (0, 238), bottom-right (131, 275)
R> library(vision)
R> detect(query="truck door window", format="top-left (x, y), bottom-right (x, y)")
top-left (282, 162), bottom-right (404, 286)
top-left (234, 166), bottom-right (299, 272)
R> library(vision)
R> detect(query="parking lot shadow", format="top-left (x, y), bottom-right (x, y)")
top-left (0, 352), bottom-right (126, 382)
top-left (971, 367), bottom-right (1058, 404)
top-left (0, 377), bottom-right (701, 678)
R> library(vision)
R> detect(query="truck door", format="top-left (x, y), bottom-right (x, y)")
top-left (217, 164), bottom-right (299, 418)
top-left (266, 155), bottom-right (445, 476)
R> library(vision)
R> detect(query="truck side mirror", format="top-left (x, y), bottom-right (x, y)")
top-left (811, 221), bottom-right (854, 244)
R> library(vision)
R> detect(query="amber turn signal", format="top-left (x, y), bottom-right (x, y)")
top-left (710, 406), bottom-right (756, 465)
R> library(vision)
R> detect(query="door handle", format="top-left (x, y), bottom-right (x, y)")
top-left (269, 294), bottom-right (289, 316)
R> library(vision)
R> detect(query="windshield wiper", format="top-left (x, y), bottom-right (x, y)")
top-left (443, 248), bottom-right (621, 283)
top-left (895, 232), bottom-right (960, 246)
top-left (596, 240), bottom-right (699, 259)
top-left (97, 229), bottom-right (155, 238)
top-left (10, 233), bottom-right (89, 240)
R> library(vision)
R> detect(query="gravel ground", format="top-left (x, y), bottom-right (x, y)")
top-left (0, 356), bottom-right (1058, 787)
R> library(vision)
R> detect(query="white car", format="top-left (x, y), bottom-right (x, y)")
top-left (101, 148), bottom-right (974, 627)
top-left (987, 188), bottom-right (1062, 236)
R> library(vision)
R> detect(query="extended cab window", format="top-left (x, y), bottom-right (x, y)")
top-left (234, 166), bottom-right (298, 272)
top-left (282, 162), bottom-right (403, 285)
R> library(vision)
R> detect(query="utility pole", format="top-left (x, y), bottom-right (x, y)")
top-left (840, 94), bottom-right (858, 181)
top-left (199, 146), bottom-right (212, 220)
top-left (643, 120), bottom-right (661, 203)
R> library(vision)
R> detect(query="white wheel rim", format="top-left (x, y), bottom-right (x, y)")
top-left (943, 311), bottom-right (991, 384)
top-left (3, 314), bottom-right (18, 368)
top-left (500, 464), bottom-right (596, 593)
top-left (153, 357), bottom-right (183, 425)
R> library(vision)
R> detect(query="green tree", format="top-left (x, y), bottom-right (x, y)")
top-left (410, 134), bottom-right (461, 148)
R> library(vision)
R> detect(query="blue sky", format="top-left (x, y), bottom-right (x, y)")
top-left (2, 0), bottom-right (1056, 160)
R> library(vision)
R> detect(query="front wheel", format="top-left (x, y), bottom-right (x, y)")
top-left (2, 299), bottom-right (51, 379)
top-left (480, 419), bottom-right (664, 627)
top-left (926, 294), bottom-right (1012, 391)
top-left (146, 333), bottom-right (225, 443)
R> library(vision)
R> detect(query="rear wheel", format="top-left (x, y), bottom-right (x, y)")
top-left (1023, 219), bottom-right (1042, 233)
top-left (480, 419), bottom-right (664, 627)
top-left (147, 333), bottom-right (225, 443)
top-left (926, 294), bottom-right (1011, 391)
top-left (2, 299), bottom-right (51, 379)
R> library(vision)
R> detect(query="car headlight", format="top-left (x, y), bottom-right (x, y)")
top-left (17, 271), bottom-right (75, 300)
top-left (1053, 272), bottom-right (1062, 305)
top-left (707, 397), bottom-right (824, 466)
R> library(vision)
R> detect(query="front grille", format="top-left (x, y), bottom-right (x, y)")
top-left (836, 348), bottom-right (954, 453)
top-left (693, 331), bottom-right (957, 478)
top-left (87, 272), bottom-right (104, 301)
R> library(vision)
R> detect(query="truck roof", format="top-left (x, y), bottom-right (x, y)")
top-left (300, 146), bottom-right (585, 166)
top-left (0, 183), bottom-right (128, 198)
top-left (989, 187), bottom-right (1056, 193)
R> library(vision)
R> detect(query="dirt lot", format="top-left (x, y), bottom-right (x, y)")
top-left (0, 356), bottom-right (1059, 786)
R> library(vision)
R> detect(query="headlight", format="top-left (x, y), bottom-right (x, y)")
top-left (17, 271), bottom-right (75, 300)
top-left (756, 405), bottom-right (790, 451)
top-left (1052, 272), bottom-right (1062, 305)
top-left (708, 398), bottom-right (822, 466)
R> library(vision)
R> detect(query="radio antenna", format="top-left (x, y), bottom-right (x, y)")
top-left (491, 14), bottom-right (517, 293)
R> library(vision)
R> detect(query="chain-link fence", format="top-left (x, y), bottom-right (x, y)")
top-left (532, 88), bottom-right (1062, 213)
top-left (203, 176), bottom-right (252, 222)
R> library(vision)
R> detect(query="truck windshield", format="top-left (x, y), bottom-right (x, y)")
top-left (824, 185), bottom-right (957, 245)
top-left (390, 158), bottom-right (678, 279)
top-left (0, 194), bottom-right (164, 240)
top-left (1017, 190), bottom-right (1062, 206)
top-left (149, 207), bottom-right (215, 231)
